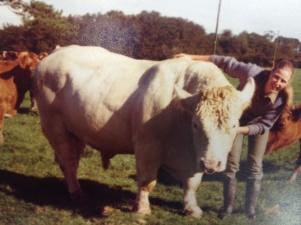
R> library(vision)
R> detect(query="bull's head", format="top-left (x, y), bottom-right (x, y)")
top-left (174, 78), bottom-right (255, 173)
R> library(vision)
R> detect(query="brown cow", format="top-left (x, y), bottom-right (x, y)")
top-left (0, 51), bottom-right (18, 60)
top-left (266, 104), bottom-right (301, 182)
top-left (0, 51), bottom-right (41, 144)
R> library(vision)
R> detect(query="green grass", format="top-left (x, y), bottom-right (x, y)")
top-left (1, 69), bottom-right (301, 225)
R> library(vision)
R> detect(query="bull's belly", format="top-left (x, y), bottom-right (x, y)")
top-left (83, 126), bottom-right (134, 154)
top-left (61, 107), bottom-right (134, 154)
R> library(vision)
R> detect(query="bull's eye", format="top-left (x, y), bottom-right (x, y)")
top-left (232, 125), bottom-right (236, 128)
top-left (192, 122), bottom-right (198, 130)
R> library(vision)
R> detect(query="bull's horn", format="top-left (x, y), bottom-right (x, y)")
top-left (174, 84), bottom-right (192, 99)
top-left (239, 77), bottom-right (255, 109)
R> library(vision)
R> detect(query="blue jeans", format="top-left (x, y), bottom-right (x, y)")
top-left (224, 132), bottom-right (269, 180)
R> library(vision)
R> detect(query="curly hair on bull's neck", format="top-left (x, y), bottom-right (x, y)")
top-left (196, 85), bottom-right (240, 131)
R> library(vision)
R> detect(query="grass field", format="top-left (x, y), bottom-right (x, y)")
top-left (0, 69), bottom-right (301, 225)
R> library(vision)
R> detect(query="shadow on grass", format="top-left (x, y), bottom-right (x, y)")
top-left (156, 159), bottom-right (284, 185)
top-left (17, 107), bottom-right (38, 116)
top-left (17, 107), bottom-right (31, 114)
top-left (0, 160), bottom-right (283, 218)
top-left (0, 169), bottom-right (183, 218)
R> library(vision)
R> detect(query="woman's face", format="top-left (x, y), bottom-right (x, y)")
top-left (264, 67), bottom-right (292, 94)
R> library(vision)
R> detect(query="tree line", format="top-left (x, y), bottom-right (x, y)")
top-left (1, 0), bottom-right (301, 67)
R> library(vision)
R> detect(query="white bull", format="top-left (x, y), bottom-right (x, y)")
top-left (33, 45), bottom-right (255, 217)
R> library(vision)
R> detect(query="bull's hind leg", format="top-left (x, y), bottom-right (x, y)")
top-left (40, 115), bottom-right (85, 202)
top-left (134, 140), bottom-right (161, 215)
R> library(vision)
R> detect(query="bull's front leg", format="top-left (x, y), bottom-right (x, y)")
top-left (183, 172), bottom-right (204, 218)
top-left (135, 180), bottom-right (157, 215)
top-left (133, 139), bottom-right (161, 215)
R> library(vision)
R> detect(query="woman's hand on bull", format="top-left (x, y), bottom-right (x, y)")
top-left (173, 53), bottom-right (191, 59)
top-left (237, 126), bottom-right (250, 135)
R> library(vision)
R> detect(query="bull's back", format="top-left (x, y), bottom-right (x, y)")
top-left (34, 45), bottom-right (155, 152)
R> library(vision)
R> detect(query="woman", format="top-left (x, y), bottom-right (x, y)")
top-left (175, 53), bottom-right (294, 219)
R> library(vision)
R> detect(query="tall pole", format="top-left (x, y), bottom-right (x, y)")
top-left (213, 0), bottom-right (222, 55)
top-left (272, 31), bottom-right (280, 68)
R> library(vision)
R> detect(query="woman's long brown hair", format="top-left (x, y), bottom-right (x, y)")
top-left (265, 59), bottom-right (295, 130)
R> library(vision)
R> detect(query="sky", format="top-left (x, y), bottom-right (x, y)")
top-left (0, 0), bottom-right (301, 41)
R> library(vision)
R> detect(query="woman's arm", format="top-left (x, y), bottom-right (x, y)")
top-left (174, 53), bottom-right (212, 61)
top-left (245, 101), bottom-right (285, 136)
top-left (237, 126), bottom-right (250, 135)
top-left (237, 103), bottom-right (283, 136)
top-left (174, 53), bottom-right (264, 80)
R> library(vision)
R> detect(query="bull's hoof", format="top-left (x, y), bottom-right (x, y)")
top-left (133, 203), bottom-right (151, 215)
top-left (30, 107), bottom-right (39, 114)
top-left (184, 207), bottom-right (203, 218)
top-left (69, 190), bottom-right (92, 217)
top-left (70, 189), bottom-right (88, 205)
top-left (137, 207), bottom-right (151, 215)
top-left (99, 205), bottom-right (114, 217)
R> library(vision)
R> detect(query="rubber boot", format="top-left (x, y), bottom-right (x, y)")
top-left (219, 177), bottom-right (237, 219)
top-left (245, 179), bottom-right (261, 220)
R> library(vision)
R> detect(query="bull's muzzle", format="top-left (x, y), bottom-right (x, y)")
top-left (200, 157), bottom-right (222, 174)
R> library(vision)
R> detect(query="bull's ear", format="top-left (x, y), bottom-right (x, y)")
top-left (174, 85), bottom-right (192, 99)
top-left (173, 85), bottom-right (199, 113)
top-left (239, 77), bottom-right (255, 109)
top-left (38, 52), bottom-right (48, 60)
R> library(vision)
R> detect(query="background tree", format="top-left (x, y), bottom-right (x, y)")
top-left (0, 0), bottom-right (75, 52)
top-left (0, 0), bottom-right (300, 67)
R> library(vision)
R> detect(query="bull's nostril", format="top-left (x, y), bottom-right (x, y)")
top-left (199, 160), bottom-right (205, 170)
top-left (217, 161), bottom-right (222, 167)
top-left (205, 168), bottom-right (215, 174)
